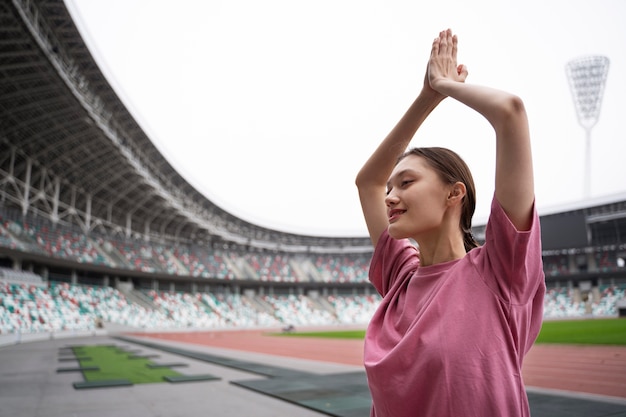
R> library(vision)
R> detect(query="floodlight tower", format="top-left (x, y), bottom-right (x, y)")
top-left (565, 55), bottom-right (609, 199)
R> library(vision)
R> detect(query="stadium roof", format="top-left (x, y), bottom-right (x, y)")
top-left (0, 0), bottom-right (372, 253)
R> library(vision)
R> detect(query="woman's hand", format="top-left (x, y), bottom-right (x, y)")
top-left (428, 29), bottom-right (468, 93)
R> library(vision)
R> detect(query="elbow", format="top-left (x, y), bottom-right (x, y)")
top-left (355, 171), bottom-right (378, 197)
top-left (355, 173), bottom-right (364, 189)
top-left (501, 94), bottom-right (527, 120)
top-left (355, 168), bottom-right (369, 190)
top-left (492, 94), bottom-right (527, 131)
top-left (355, 168), bottom-right (383, 191)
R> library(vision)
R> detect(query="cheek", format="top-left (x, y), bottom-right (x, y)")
top-left (408, 197), bottom-right (446, 229)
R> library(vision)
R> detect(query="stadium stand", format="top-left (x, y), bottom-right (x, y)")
top-left (3, 278), bottom-right (626, 335)
top-left (1, 0), bottom-right (625, 340)
top-left (0, 208), bottom-right (375, 284)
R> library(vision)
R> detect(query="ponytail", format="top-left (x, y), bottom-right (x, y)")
top-left (463, 229), bottom-right (479, 253)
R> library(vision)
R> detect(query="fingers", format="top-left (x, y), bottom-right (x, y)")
top-left (451, 33), bottom-right (458, 61)
top-left (439, 29), bottom-right (456, 55)
top-left (432, 29), bottom-right (454, 58)
top-left (457, 64), bottom-right (469, 82)
top-left (431, 35), bottom-right (440, 58)
top-left (438, 30), bottom-right (448, 56)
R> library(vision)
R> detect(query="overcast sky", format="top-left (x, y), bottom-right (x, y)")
top-left (65, 0), bottom-right (625, 237)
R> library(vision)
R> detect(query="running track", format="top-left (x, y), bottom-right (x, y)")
top-left (131, 329), bottom-right (626, 399)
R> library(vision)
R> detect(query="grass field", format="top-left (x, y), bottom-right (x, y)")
top-left (536, 318), bottom-right (626, 345)
top-left (274, 318), bottom-right (626, 346)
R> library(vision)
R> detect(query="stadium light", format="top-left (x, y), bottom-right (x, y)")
top-left (565, 55), bottom-right (610, 199)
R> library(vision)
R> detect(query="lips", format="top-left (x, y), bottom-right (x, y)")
top-left (388, 209), bottom-right (406, 223)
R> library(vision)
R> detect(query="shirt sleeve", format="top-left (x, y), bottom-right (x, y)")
top-left (368, 229), bottom-right (420, 297)
top-left (471, 195), bottom-right (545, 305)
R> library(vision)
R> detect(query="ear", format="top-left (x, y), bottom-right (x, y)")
top-left (446, 182), bottom-right (467, 206)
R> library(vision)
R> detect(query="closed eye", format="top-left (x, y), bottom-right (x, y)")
top-left (386, 168), bottom-right (419, 195)
top-left (386, 179), bottom-right (413, 195)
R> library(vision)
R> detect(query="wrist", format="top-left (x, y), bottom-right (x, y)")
top-left (418, 88), bottom-right (446, 105)
top-left (430, 78), bottom-right (457, 96)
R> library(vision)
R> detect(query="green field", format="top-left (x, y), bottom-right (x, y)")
top-left (274, 318), bottom-right (626, 345)
top-left (536, 318), bottom-right (626, 345)
top-left (275, 330), bottom-right (367, 339)
top-left (73, 345), bottom-right (182, 383)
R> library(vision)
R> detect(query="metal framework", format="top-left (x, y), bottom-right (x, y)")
top-left (566, 55), bottom-right (610, 199)
top-left (0, 0), bottom-right (372, 254)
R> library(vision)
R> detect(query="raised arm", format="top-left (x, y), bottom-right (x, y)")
top-left (356, 36), bottom-right (468, 246)
top-left (428, 29), bottom-right (535, 230)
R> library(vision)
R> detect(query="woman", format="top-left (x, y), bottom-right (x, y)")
top-left (355, 29), bottom-right (546, 417)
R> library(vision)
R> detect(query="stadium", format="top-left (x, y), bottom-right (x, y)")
top-left (1, 1), bottom-right (625, 416)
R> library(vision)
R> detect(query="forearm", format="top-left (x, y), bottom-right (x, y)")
top-left (433, 80), bottom-right (525, 133)
top-left (356, 90), bottom-right (443, 188)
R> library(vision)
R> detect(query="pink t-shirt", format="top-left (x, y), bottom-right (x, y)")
top-left (364, 196), bottom-right (546, 417)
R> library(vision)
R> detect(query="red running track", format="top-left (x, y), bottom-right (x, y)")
top-left (130, 329), bottom-right (626, 399)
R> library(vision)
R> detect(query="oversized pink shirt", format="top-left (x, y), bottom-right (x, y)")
top-left (364, 196), bottom-right (546, 417)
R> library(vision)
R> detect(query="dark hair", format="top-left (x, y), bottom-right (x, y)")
top-left (398, 147), bottom-right (479, 252)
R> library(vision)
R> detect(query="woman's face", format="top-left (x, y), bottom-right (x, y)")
top-left (385, 155), bottom-right (451, 240)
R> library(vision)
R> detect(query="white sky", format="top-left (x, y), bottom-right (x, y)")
top-left (65, 0), bottom-right (625, 237)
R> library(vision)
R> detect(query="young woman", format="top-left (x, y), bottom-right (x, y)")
top-left (355, 29), bottom-right (546, 417)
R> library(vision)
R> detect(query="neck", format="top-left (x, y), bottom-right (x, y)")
top-left (415, 229), bottom-right (466, 267)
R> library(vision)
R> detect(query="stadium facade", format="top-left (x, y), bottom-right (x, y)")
top-left (1, 0), bottom-right (625, 335)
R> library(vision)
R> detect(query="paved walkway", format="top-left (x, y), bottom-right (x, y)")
top-left (1, 334), bottom-right (625, 417)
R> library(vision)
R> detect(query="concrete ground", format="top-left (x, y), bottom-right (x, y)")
top-left (1, 334), bottom-right (625, 417)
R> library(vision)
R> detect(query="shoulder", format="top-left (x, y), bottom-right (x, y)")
top-left (486, 194), bottom-right (541, 239)
top-left (369, 229), bottom-right (419, 296)
top-left (471, 195), bottom-right (544, 302)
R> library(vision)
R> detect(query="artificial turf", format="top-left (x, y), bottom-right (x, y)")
top-left (72, 345), bottom-right (182, 384)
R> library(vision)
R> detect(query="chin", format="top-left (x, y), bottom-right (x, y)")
top-left (387, 224), bottom-right (410, 240)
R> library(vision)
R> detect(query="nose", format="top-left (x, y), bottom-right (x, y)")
top-left (384, 190), bottom-right (398, 207)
